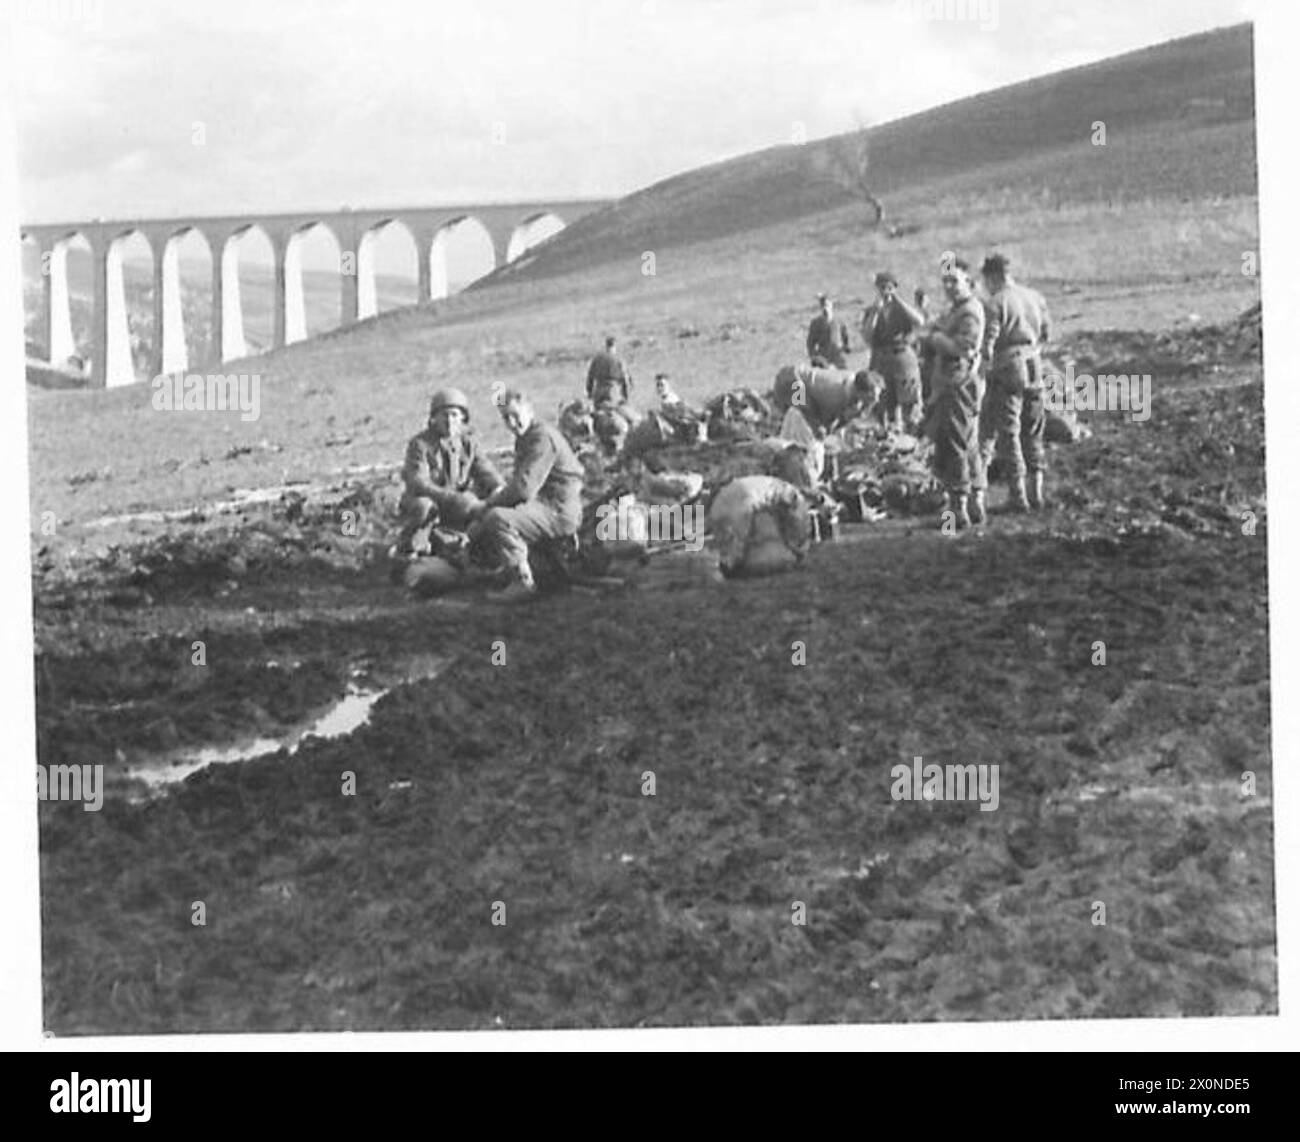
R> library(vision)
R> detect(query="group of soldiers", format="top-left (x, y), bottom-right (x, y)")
top-left (810, 253), bottom-right (1052, 528)
top-left (392, 333), bottom-right (686, 602)
top-left (389, 251), bottom-right (1053, 601)
top-left (393, 385), bottom-right (584, 601)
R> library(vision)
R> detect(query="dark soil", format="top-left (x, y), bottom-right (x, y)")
top-left (35, 324), bottom-right (1274, 1033)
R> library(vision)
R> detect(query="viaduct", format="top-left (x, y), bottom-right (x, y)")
top-left (20, 199), bottom-right (608, 388)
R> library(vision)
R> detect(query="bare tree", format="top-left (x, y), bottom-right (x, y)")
top-left (818, 128), bottom-right (886, 229)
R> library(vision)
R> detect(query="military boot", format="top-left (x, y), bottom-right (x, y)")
top-left (969, 489), bottom-right (987, 525)
top-left (1007, 476), bottom-right (1030, 513)
top-left (489, 564), bottom-right (537, 604)
top-left (1027, 470), bottom-right (1045, 511)
top-left (941, 493), bottom-right (971, 533)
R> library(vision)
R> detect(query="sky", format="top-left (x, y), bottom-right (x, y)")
top-left (10, 0), bottom-right (1254, 225)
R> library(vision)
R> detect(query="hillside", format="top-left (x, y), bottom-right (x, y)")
top-left (493, 23), bottom-right (1254, 283)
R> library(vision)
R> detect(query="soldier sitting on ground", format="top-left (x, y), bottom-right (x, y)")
top-left (393, 387), bottom-right (504, 560)
top-left (653, 373), bottom-right (707, 443)
top-left (477, 388), bottom-right (587, 601)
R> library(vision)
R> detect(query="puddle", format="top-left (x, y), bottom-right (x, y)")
top-left (1067, 778), bottom-right (1268, 808)
top-left (119, 654), bottom-right (451, 798)
top-left (120, 685), bottom-right (387, 796)
top-left (83, 461), bottom-right (401, 531)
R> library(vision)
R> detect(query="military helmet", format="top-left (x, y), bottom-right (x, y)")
top-left (429, 387), bottom-right (471, 421)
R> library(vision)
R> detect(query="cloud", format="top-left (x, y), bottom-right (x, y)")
top-left (13, 0), bottom-right (1252, 221)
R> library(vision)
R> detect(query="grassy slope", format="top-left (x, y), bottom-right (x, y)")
top-left (27, 26), bottom-right (1258, 534)
top-left (490, 23), bottom-right (1255, 279)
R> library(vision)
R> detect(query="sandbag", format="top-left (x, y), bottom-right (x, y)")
top-left (623, 413), bottom-right (672, 459)
top-left (640, 469), bottom-right (705, 503)
top-left (777, 406), bottom-right (825, 487)
top-left (593, 493), bottom-right (653, 559)
top-left (705, 387), bottom-right (772, 441)
top-left (707, 475), bottom-right (810, 578)
top-left (403, 555), bottom-right (463, 597)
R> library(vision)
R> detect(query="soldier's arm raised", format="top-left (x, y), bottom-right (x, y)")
top-left (893, 297), bottom-right (926, 329)
top-left (860, 304), bottom-right (879, 345)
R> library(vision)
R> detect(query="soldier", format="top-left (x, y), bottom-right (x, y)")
top-left (585, 335), bottom-right (634, 454)
top-left (654, 373), bottom-right (707, 444)
top-left (479, 389), bottom-right (586, 601)
top-left (807, 293), bottom-right (852, 369)
top-left (772, 363), bottom-right (880, 433)
top-left (394, 387), bottom-right (503, 558)
top-left (920, 260), bottom-right (986, 531)
top-left (978, 254), bottom-right (1052, 513)
top-left (861, 271), bottom-right (926, 431)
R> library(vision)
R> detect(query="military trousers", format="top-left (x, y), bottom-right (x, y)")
top-left (980, 347), bottom-right (1046, 481)
top-left (931, 368), bottom-right (986, 497)
top-left (480, 500), bottom-right (583, 574)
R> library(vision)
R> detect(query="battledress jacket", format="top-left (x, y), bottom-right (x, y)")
top-left (402, 428), bottom-right (504, 508)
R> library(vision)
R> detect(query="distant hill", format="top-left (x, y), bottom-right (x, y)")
top-left (493, 24), bottom-right (1255, 283)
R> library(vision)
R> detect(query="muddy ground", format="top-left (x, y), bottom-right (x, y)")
top-left (33, 319), bottom-right (1273, 1033)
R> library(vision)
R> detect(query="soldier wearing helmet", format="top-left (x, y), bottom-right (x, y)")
top-left (394, 386), bottom-right (504, 558)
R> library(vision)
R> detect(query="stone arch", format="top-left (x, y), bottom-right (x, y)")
top-left (224, 224), bottom-right (274, 356)
top-left (20, 233), bottom-right (42, 358)
top-left (158, 226), bottom-right (213, 375)
top-left (428, 215), bottom-right (495, 300)
top-left (284, 220), bottom-right (343, 341)
top-left (102, 229), bottom-right (155, 387)
top-left (35, 230), bottom-right (94, 370)
top-left (506, 211), bottom-right (565, 263)
top-left (357, 218), bottom-right (418, 316)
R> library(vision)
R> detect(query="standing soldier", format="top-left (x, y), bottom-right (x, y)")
top-left (479, 389), bottom-right (586, 601)
top-left (807, 293), bottom-right (852, 369)
top-left (585, 335), bottom-right (634, 454)
top-left (586, 335), bottom-right (632, 404)
top-left (920, 259), bottom-right (986, 531)
top-left (978, 254), bottom-right (1052, 513)
top-left (394, 387), bottom-right (503, 558)
top-left (861, 271), bottom-right (926, 431)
